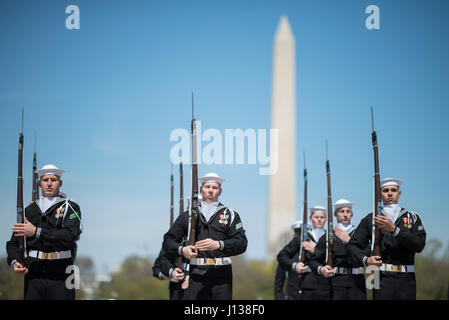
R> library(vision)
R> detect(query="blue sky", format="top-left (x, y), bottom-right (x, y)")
top-left (1, 0), bottom-right (448, 273)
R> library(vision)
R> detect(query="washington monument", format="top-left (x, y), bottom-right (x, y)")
top-left (267, 15), bottom-right (296, 261)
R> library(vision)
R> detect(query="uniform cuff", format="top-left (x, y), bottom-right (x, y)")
top-left (392, 227), bottom-right (400, 237)
top-left (178, 246), bottom-right (183, 256)
top-left (158, 272), bottom-right (164, 280)
top-left (219, 241), bottom-right (224, 250)
top-left (168, 268), bottom-right (174, 278)
top-left (10, 259), bottom-right (17, 268)
top-left (35, 227), bottom-right (42, 239)
top-left (292, 262), bottom-right (297, 271)
top-left (362, 256), bottom-right (368, 267)
top-left (318, 266), bottom-right (323, 275)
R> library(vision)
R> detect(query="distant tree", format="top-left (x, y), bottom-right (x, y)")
top-left (415, 238), bottom-right (449, 300)
top-left (233, 255), bottom-right (276, 300)
top-left (98, 255), bottom-right (169, 299)
top-left (0, 256), bottom-right (24, 300)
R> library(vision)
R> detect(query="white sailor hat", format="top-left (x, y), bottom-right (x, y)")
top-left (199, 173), bottom-right (225, 185)
top-left (380, 178), bottom-right (403, 189)
top-left (333, 199), bottom-right (355, 209)
top-left (37, 164), bottom-right (65, 178)
top-left (291, 220), bottom-right (303, 231)
top-left (310, 206), bottom-right (326, 215)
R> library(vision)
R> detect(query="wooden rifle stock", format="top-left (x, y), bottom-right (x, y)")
top-left (326, 142), bottom-right (334, 267)
top-left (175, 163), bottom-right (185, 270)
top-left (371, 107), bottom-right (382, 257)
top-left (300, 152), bottom-right (307, 263)
top-left (32, 152), bottom-right (38, 201)
top-left (179, 162), bottom-right (184, 214)
top-left (16, 109), bottom-right (26, 266)
top-left (188, 93), bottom-right (199, 247)
top-left (170, 169), bottom-right (174, 227)
top-left (32, 132), bottom-right (39, 202)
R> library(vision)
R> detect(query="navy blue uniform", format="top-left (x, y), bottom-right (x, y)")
top-left (163, 203), bottom-right (247, 300)
top-left (6, 196), bottom-right (82, 300)
top-left (347, 208), bottom-right (426, 300)
top-left (309, 229), bottom-right (368, 300)
top-left (277, 231), bottom-right (331, 300)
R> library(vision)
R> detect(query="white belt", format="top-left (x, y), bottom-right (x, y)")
top-left (380, 263), bottom-right (414, 273)
top-left (28, 250), bottom-right (72, 260)
top-left (333, 267), bottom-right (364, 275)
top-left (189, 257), bottom-right (232, 266)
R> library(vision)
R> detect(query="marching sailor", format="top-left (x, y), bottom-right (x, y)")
top-left (309, 199), bottom-right (368, 300)
top-left (163, 173), bottom-right (247, 300)
top-left (277, 206), bottom-right (331, 300)
top-left (347, 178), bottom-right (426, 300)
top-left (6, 164), bottom-right (82, 300)
top-left (275, 221), bottom-right (303, 300)
top-left (152, 248), bottom-right (185, 300)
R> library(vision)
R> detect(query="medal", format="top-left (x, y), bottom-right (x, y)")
top-left (219, 214), bottom-right (229, 224)
top-left (55, 207), bottom-right (65, 218)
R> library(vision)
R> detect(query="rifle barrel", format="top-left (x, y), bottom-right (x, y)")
top-left (326, 141), bottom-right (333, 267)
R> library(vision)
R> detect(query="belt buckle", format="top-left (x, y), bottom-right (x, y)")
top-left (206, 258), bottom-right (215, 266)
top-left (342, 268), bottom-right (349, 275)
top-left (391, 264), bottom-right (401, 272)
top-left (42, 252), bottom-right (51, 260)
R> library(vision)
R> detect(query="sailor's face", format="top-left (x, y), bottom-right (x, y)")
top-left (40, 174), bottom-right (62, 197)
top-left (381, 185), bottom-right (401, 205)
top-left (200, 182), bottom-right (222, 203)
top-left (335, 207), bottom-right (352, 224)
top-left (310, 212), bottom-right (326, 229)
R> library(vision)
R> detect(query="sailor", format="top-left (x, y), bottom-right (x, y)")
top-left (6, 164), bottom-right (82, 300)
top-left (309, 199), bottom-right (368, 300)
top-left (277, 206), bottom-right (331, 300)
top-left (275, 221), bottom-right (303, 300)
top-left (152, 248), bottom-right (185, 300)
top-left (163, 173), bottom-right (247, 300)
top-left (347, 178), bottom-right (426, 300)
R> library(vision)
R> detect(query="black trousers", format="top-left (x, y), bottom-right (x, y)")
top-left (24, 260), bottom-right (75, 300)
top-left (331, 275), bottom-right (367, 300)
top-left (24, 277), bottom-right (75, 300)
top-left (332, 285), bottom-right (367, 300)
top-left (297, 273), bottom-right (331, 300)
top-left (299, 288), bottom-right (331, 300)
top-left (373, 272), bottom-right (416, 300)
top-left (169, 281), bottom-right (184, 300)
top-left (183, 265), bottom-right (233, 300)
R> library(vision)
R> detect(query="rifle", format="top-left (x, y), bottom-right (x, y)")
top-left (325, 140), bottom-right (334, 267)
top-left (187, 92), bottom-right (199, 247)
top-left (299, 150), bottom-right (307, 263)
top-left (371, 107), bottom-right (382, 256)
top-left (179, 162), bottom-right (184, 215)
top-left (16, 109), bottom-right (27, 266)
top-left (182, 93), bottom-right (199, 278)
top-left (32, 132), bottom-right (39, 202)
top-left (170, 165), bottom-right (174, 227)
